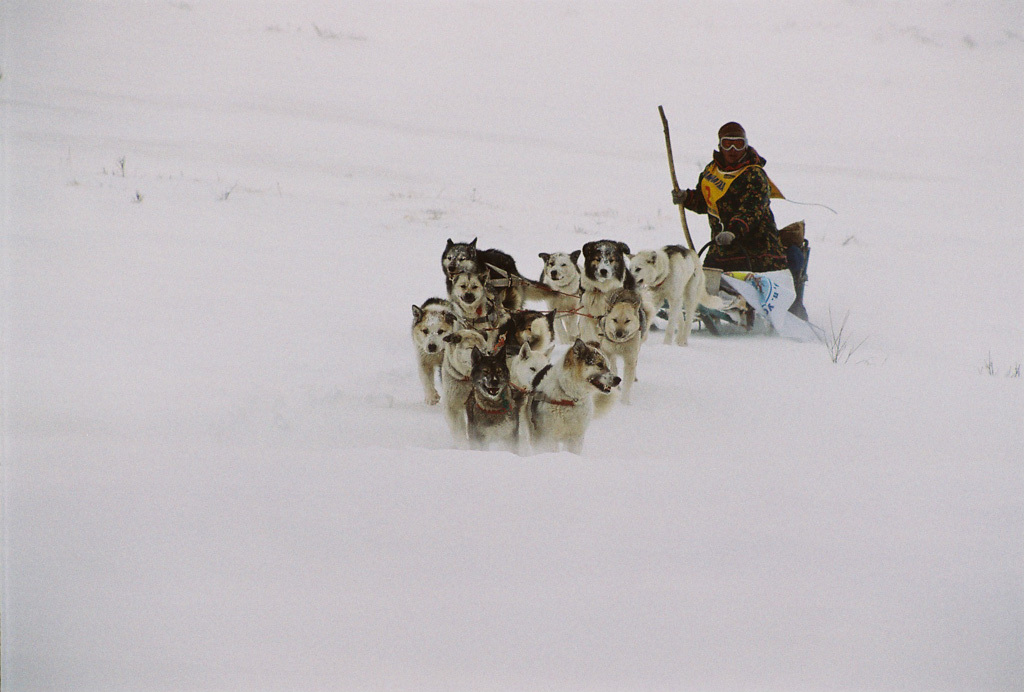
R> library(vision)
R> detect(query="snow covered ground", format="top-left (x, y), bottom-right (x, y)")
top-left (2, 1), bottom-right (1022, 690)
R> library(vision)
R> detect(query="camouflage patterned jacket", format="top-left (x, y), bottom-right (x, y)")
top-left (679, 148), bottom-right (788, 273)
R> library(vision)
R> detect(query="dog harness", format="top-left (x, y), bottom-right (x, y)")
top-left (530, 365), bottom-right (578, 407)
top-left (473, 393), bottom-right (512, 414)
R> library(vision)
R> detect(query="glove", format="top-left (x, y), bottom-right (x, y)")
top-left (672, 188), bottom-right (689, 206)
top-left (715, 231), bottom-right (735, 246)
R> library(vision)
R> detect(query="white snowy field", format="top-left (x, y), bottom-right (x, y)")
top-left (2, 1), bottom-right (1022, 690)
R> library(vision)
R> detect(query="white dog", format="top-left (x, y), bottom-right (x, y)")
top-left (440, 328), bottom-right (490, 447)
top-left (630, 244), bottom-right (705, 346)
top-left (529, 339), bottom-right (621, 454)
top-left (411, 297), bottom-right (456, 405)
top-left (538, 251), bottom-right (583, 343)
top-left (507, 340), bottom-right (555, 451)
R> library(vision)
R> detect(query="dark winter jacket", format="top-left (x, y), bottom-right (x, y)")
top-left (679, 148), bottom-right (788, 273)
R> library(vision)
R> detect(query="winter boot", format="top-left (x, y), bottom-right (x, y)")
top-left (787, 239), bottom-right (809, 321)
top-left (788, 276), bottom-right (808, 320)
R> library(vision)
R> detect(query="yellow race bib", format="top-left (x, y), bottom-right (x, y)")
top-left (700, 163), bottom-right (784, 219)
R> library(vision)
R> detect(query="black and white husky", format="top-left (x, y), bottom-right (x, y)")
top-left (630, 245), bottom-right (706, 346)
top-left (465, 346), bottom-right (520, 453)
top-left (538, 251), bottom-right (583, 343)
top-left (411, 297), bottom-right (456, 405)
top-left (529, 339), bottom-right (621, 455)
top-left (579, 240), bottom-right (634, 343)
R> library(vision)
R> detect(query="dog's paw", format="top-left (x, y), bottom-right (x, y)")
top-left (425, 391), bottom-right (440, 406)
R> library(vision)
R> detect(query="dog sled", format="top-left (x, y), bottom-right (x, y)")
top-left (685, 221), bottom-right (817, 341)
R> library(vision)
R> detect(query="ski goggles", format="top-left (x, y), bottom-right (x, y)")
top-left (719, 136), bottom-right (747, 151)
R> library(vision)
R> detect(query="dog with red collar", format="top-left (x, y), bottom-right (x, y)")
top-left (529, 339), bottom-right (621, 455)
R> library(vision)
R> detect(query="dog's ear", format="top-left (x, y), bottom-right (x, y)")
top-left (543, 342), bottom-right (556, 358)
top-left (538, 252), bottom-right (550, 262)
top-left (411, 305), bottom-right (423, 323)
top-left (581, 241), bottom-right (596, 255)
top-left (469, 237), bottom-right (478, 249)
top-left (519, 342), bottom-right (532, 359)
top-left (442, 311), bottom-right (457, 325)
top-left (471, 346), bottom-right (485, 366)
top-left (444, 333), bottom-right (461, 345)
top-left (445, 238), bottom-right (454, 249)
top-left (571, 338), bottom-right (587, 358)
top-left (569, 249), bottom-right (581, 265)
top-left (617, 241), bottom-right (631, 255)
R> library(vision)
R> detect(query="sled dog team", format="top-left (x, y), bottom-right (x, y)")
top-left (413, 237), bottom-right (718, 455)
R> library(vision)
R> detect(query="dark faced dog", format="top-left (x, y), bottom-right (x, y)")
top-left (580, 240), bottom-right (634, 292)
top-left (465, 345), bottom-right (520, 452)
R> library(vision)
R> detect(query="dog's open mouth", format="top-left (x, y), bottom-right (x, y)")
top-left (589, 375), bottom-right (613, 393)
top-left (484, 383), bottom-right (504, 397)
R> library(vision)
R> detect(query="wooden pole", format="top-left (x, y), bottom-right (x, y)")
top-left (659, 105), bottom-right (696, 251)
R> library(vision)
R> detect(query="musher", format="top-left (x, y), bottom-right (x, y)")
top-left (673, 122), bottom-right (808, 320)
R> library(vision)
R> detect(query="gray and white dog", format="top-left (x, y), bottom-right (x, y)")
top-left (529, 338), bottom-right (621, 455)
top-left (411, 297), bottom-right (456, 405)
